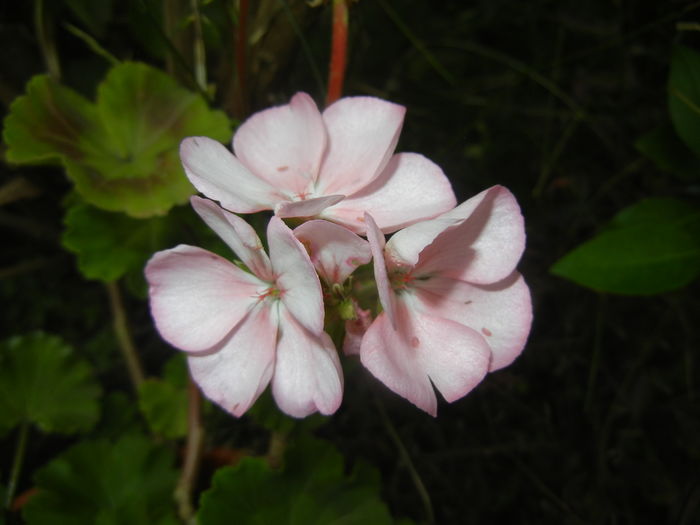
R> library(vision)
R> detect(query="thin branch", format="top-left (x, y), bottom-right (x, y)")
top-left (326, 0), bottom-right (349, 105)
top-left (374, 396), bottom-right (435, 525)
top-left (175, 378), bottom-right (205, 524)
top-left (105, 281), bottom-right (145, 394)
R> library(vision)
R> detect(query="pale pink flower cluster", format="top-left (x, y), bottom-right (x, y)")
top-left (145, 93), bottom-right (532, 418)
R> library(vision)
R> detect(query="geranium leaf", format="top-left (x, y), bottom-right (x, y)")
top-left (551, 198), bottom-right (700, 294)
top-left (635, 124), bottom-right (700, 180)
top-left (22, 433), bottom-right (178, 524)
top-left (197, 435), bottom-right (396, 525)
top-left (3, 62), bottom-right (231, 217)
top-left (62, 201), bottom-right (177, 282)
top-left (0, 333), bottom-right (100, 435)
top-left (138, 356), bottom-right (188, 439)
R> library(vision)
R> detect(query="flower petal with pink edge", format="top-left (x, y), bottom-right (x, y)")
top-left (233, 92), bottom-right (327, 194)
top-left (190, 196), bottom-right (273, 280)
top-left (389, 186), bottom-right (525, 284)
top-left (322, 153), bottom-right (456, 234)
top-left (413, 272), bottom-right (532, 371)
top-left (360, 298), bottom-right (491, 416)
top-left (267, 216), bottom-right (324, 335)
top-left (272, 308), bottom-right (343, 418)
top-left (188, 302), bottom-right (277, 417)
top-left (145, 245), bottom-right (264, 352)
top-left (294, 220), bottom-right (371, 285)
top-left (180, 136), bottom-right (280, 213)
top-left (318, 97), bottom-right (406, 196)
top-left (275, 194), bottom-right (345, 219)
top-left (365, 213), bottom-right (397, 328)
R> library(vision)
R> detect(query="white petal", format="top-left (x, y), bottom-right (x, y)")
top-left (180, 136), bottom-right (279, 213)
top-left (275, 194), bottom-right (344, 219)
top-left (322, 153), bottom-right (456, 234)
top-left (188, 302), bottom-right (277, 417)
top-left (317, 96), bottom-right (405, 196)
top-left (267, 216), bottom-right (324, 335)
top-left (190, 196), bottom-right (273, 280)
top-left (414, 272), bottom-right (532, 371)
top-left (233, 92), bottom-right (327, 194)
top-left (293, 220), bottom-right (371, 284)
top-left (145, 245), bottom-right (264, 352)
top-left (272, 308), bottom-right (343, 417)
top-left (365, 213), bottom-right (397, 328)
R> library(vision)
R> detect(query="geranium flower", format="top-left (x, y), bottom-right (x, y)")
top-left (180, 92), bottom-right (456, 234)
top-left (145, 196), bottom-right (343, 418)
top-left (361, 186), bottom-right (532, 416)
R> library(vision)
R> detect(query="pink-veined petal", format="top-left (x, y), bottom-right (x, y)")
top-left (275, 194), bottom-right (345, 219)
top-left (414, 272), bottom-right (532, 371)
top-left (317, 97), bottom-right (406, 196)
top-left (360, 298), bottom-right (491, 416)
top-left (365, 213), bottom-right (397, 328)
top-left (190, 196), bottom-right (273, 280)
top-left (233, 92), bottom-right (327, 193)
top-left (322, 153), bottom-right (456, 234)
top-left (180, 136), bottom-right (279, 213)
top-left (272, 308), bottom-right (343, 418)
top-left (188, 302), bottom-right (277, 417)
top-left (294, 220), bottom-right (371, 285)
top-left (267, 216), bottom-right (324, 335)
top-left (414, 186), bottom-right (526, 284)
top-left (145, 245), bottom-right (264, 352)
top-left (342, 302), bottom-right (372, 356)
top-left (387, 186), bottom-right (525, 284)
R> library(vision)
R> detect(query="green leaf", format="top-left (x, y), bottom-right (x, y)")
top-left (635, 124), bottom-right (700, 180)
top-left (669, 45), bottom-right (700, 157)
top-left (138, 356), bottom-right (188, 439)
top-left (23, 433), bottom-right (178, 525)
top-left (0, 333), bottom-right (101, 435)
top-left (62, 201), bottom-right (178, 282)
top-left (198, 435), bottom-right (396, 525)
top-left (551, 198), bottom-right (700, 295)
top-left (3, 62), bottom-right (231, 217)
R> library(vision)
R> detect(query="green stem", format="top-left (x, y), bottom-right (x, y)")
top-left (175, 378), bottom-right (204, 524)
top-left (5, 420), bottom-right (30, 510)
top-left (34, 0), bottom-right (61, 79)
top-left (374, 396), bottom-right (435, 525)
top-left (190, 0), bottom-right (207, 93)
top-left (105, 281), bottom-right (145, 394)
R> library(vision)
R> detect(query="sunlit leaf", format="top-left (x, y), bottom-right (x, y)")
top-left (0, 333), bottom-right (100, 435)
top-left (3, 62), bottom-right (231, 217)
top-left (551, 198), bottom-right (700, 294)
top-left (23, 433), bottom-right (178, 525)
top-left (62, 201), bottom-right (178, 282)
top-left (198, 435), bottom-right (396, 524)
top-left (138, 356), bottom-right (188, 439)
top-left (669, 44), bottom-right (700, 157)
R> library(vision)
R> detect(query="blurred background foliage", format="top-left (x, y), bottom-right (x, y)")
top-left (1, 0), bottom-right (700, 523)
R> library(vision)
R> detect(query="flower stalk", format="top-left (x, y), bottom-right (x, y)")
top-left (326, 0), bottom-right (349, 105)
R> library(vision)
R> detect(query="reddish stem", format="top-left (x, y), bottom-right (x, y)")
top-left (233, 0), bottom-right (249, 118)
top-left (326, 0), bottom-right (349, 106)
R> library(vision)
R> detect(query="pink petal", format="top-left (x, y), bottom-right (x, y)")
top-left (271, 308), bottom-right (343, 418)
top-left (413, 272), bottom-right (532, 371)
top-left (360, 298), bottom-right (491, 416)
top-left (145, 245), bottom-right (264, 352)
top-left (389, 186), bottom-right (525, 284)
top-left (233, 92), bottom-right (327, 194)
top-left (342, 302), bottom-right (372, 356)
top-left (275, 194), bottom-right (345, 219)
top-left (365, 213), bottom-right (397, 329)
top-left (321, 153), bottom-right (456, 234)
top-left (188, 302), bottom-right (277, 417)
top-left (190, 196), bottom-right (273, 280)
top-left (267, 216), bottom-right (324, 335)
top-left (317, 97), bottom-right (405, 196)
top-left (181, 136), bottom-right (279, 213)
top-left (293, 220), bottom-right (371, 285)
